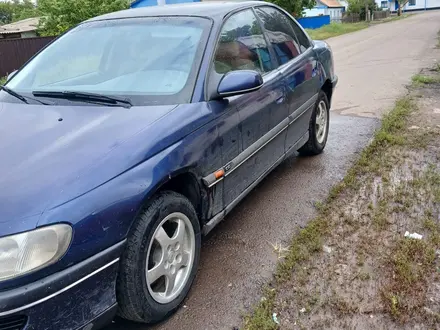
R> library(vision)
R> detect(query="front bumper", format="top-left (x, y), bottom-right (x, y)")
top-left (0, 240), bottom-right (125, 330)
top-left (332, 75), bottom-right (338, 88)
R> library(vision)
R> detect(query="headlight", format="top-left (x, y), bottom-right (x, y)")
top-left (0, 224), bottom-right (72, 282)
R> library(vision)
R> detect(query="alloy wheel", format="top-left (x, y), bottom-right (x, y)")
top-left (315, 100), bottom-right (328, 144)
top-left (146, 212), bottom-right (195, 304)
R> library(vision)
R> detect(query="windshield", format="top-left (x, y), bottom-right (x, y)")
top-left (4, 16), bottom-right (211, 106)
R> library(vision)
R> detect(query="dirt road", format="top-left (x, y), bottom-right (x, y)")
top-left (331, 11), bottom-right (440, 118)
top-left (107, 11), bottom-right (440, 330)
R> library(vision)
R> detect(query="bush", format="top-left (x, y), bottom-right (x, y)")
top-left (347, 0), bottom-right (378, 20)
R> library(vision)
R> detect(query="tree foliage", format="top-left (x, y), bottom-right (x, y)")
top-left (267, 0), bottom-right (316, 17)
top-left (37, 0), bottom-right (130, 36)
top-left (347, 0), bottom-right (378, 19)
top-left (0, 0), bottom-right (37, 25)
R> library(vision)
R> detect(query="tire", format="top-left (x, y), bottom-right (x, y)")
top-left (298, 90), bottom-right (330, 156)
top-left (117, 191), bottom-right (201, 324)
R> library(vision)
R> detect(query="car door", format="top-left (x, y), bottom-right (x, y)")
top-left (211, 8), bottom-right (288, 207)
top-left (256, 6), bottom-right (320, 154)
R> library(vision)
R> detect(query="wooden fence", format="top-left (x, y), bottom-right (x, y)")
top-left (341, 13), bottom-right (361, 23)
top-left (373, 10), bottom-right (391, 20)
top-left (0, 36), bottom-right (55, 77)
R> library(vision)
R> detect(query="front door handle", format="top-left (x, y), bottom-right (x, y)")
top-left (276, 96), bottom-right (285, 104)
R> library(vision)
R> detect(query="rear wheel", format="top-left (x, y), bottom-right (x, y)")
top-left (117, 191), bottom-right (201, 324)
top-left (298, 90), bottom-right (330, 156)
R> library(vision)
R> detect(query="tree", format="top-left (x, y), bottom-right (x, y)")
top-left (12, 0), bottom-right (38, 21)
top-left (347, 0), bottom-right (377, 20)
top-left (267, 0), bottom-right (316, 17)
top-left (0, 3), bottom-right (14, 25)
top-left (0, 0), bottom-right (37, 25)
top-left (37, 0), bottom-right (130, 36)
top-left (396, 0), bottom-right (409, 15)
top-left (347, 0), bottom-right (362, 14)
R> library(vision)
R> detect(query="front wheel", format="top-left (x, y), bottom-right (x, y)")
top-left (298, 91), bottom-right (330, 156)
top-left (117, 191), bottom-right (201, 324)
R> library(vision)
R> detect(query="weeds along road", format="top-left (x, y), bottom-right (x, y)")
top-left (107, 10), bottom-right (440, 330)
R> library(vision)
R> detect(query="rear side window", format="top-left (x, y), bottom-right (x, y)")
top-left (288, 19), bottom-right (311, 52)
top-left (214, 9), bottom-right (274, 74)
top-left (255, 7), bottom-right (301, 66)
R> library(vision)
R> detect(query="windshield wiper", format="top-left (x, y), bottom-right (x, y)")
top-left (1, 86), bottom-right (29, 104)
top-left (32, 90), bottom-right (132, 108)
top-left (1, 86), bottom-right (53, 105)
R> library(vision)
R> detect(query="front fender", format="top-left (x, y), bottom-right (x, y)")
top-left (33, 112), bottom-right (221, 281)
top-left (313, 40), bottom-right (335, 85)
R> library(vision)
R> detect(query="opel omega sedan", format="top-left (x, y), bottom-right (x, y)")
top-left (0, 2), bottom-right (337, 329)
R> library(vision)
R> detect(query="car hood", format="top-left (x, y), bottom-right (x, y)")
top-left (0, 101), bottom-right (210, 230)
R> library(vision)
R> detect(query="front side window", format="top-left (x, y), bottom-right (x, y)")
top-left (214, 9), bottom-right (273, 74)
top-left (288, 16), bottom-right (311, 52)
top-left (255, 7), bottom-right (301, 66)
top-left (4, 16), bottom-right (211, 105)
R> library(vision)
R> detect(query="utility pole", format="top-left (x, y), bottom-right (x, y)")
top-left (365, 0), bottom-right (369, 21)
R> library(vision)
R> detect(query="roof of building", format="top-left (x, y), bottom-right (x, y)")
top-left (0, 17), bottom-right (40, 35)
top-left (319, 0), bottom-right (344, 7)
top-left (88, 1), bottom-right (270, 22)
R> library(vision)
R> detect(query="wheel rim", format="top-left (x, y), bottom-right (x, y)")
top-left (315, 100), bottom-right (328, 144)
top-left (146, 212), bottom-right (195, 304)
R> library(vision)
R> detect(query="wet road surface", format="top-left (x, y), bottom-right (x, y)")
top-left (107, 10), bottom-right (440, 330)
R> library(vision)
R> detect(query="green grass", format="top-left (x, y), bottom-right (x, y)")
top-left (0, 76), bottom-right (6, 85)
top-left (384, 237), bottom-right (437, 321)
top-left (306, 22), bottom-right (369, 40)
top-left (244, 288), bottom-right (278, 330)
top-left (379, 14), bottom-right (411, 23)
top-left (412, 74), bottom-right (440, 85)
top-left (306, 14), bottom-right (411, 40)
top-left (342, 96), bottom-right (413, 185)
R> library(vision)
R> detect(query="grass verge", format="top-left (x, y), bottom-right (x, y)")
top-left (243, 94), bottom-right (416, 329)
top-left (382, 166), bottom-right (440, 322)
top-left (376, 13), bottom-right (411, 23)
top-left (412, 74), bottom-right (440, 85)
top-left (0, 76), bottom-right (6, 85)
top-left (306, 22), bottom-right (369, 40)
top-left (306, 15), bottom-right (410, 40)
top-left (384, 235), bottom-right (437, 321)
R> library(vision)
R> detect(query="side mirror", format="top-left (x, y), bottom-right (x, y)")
top-left (217, 70), bottom-right (263, 97)
top-left (7, 70), bottom-right (18, 82)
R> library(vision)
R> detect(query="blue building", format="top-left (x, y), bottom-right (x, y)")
top-left (131, 0), bottom-right (200, 7)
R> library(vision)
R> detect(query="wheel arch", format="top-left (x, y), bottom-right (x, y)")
top-left (158, 171), bottom-right (206, 221)
top-left (139, 169), bottom-right (209, 228)
top-left (321, 79), bottom-right (333, 105)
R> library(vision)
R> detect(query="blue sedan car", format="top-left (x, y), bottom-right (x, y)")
top-left (0, 2), bottom-right (337, 329)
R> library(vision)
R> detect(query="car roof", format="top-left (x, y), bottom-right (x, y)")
top-left (87, 1), bottom-right (271, 22)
